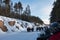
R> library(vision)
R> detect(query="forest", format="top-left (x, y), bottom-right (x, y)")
top-left (0, 0), bottom-right (43, 25)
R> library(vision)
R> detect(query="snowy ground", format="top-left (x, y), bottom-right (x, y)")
top-left (0, 32), bottom-right (40, 40)
top-left (0, 16), bottom-right (45, 40)
top-left (0, 16), bottom-right (38, 32)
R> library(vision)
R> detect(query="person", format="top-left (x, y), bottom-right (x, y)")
top-left (49, 32), bottom-right (60, 40)
top-left (48, 21), bottom-right (60, 40)
top-left (37, 21), bottom-right (60, 40)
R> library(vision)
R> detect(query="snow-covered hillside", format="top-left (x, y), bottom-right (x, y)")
top-left (0, 16), bottom-right (34, 33)
top-left (0, 16), bottom-right (45, 40)
top-left (0, 16), bottom-right (45, 33)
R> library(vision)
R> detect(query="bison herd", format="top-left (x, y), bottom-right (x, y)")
top-left (27, 27), bottom-right (48, 32)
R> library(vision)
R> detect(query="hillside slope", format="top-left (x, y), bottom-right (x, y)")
top-left (0, 16), bottom-right (44, 33)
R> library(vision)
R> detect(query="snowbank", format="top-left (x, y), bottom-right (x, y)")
top-left (0, 16), bottom-right (37, 33)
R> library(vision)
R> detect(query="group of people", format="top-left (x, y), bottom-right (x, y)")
top-left (37, 21), bottom-right (60, 40)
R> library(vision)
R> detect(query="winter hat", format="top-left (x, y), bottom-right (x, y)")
top-left (50, 22), bottom-right (58, 27)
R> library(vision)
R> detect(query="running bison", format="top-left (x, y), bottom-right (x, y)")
top-left (27, 27), bottom-right (34, 32)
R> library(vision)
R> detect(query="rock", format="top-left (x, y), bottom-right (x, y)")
top-left (0, 20), bottom-right (4, 28)
top-left (0, 20), bottom-right (7, 32)
top-left (1, 26), bottom-right (8, 32)
top-left (8, 21), bottom-right (15, 26)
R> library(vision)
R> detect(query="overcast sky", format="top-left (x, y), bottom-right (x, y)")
top-left (12, 0), bottom-right (55, 24)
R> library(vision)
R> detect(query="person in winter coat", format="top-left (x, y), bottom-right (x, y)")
top-left (37, 21), bottom-right (60, 40)
top-left (49, 32), bottom-right (60, 40)
top-left (48, 21), bottom-right (60, 40)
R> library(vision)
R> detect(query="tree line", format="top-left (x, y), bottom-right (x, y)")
top-left (0, 0), bottom-right (43, 25)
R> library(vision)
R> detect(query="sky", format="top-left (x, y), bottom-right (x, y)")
top-left (12, 0), bottom-right (55, 24)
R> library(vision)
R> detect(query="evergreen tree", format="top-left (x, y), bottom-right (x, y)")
top-left (23, 5), bottom-right (31, 16)
top-left (50, 0), bottom-right (60, 23)
top-left (10, 2), bottom-right (13, 13)
top-left (18, 2), bottom-right (23, 15)
top-left (3, 0), bottom-right (10, 16)
top-left (3, 0), bottom-right (10, 4)
top-left (14, 3), bottom-right (18, 13)
top-left (26, 5), bottom-right (31, 16)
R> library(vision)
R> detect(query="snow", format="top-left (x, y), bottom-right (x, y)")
top-left (0, 17), bottom-right (4, 21)
top-left (0, 16), bottom-right (41, 32)
top-left (0, 32), bottom-right (40, 40)
top-left (0, 29), bottom-right (6, 34)
top-left (0, 16), bottom-right (29, 32)
top-left (0, 16), bottom-right (45, 40)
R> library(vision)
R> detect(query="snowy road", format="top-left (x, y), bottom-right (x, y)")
top-left (0, 32), bottom-right (40, 40)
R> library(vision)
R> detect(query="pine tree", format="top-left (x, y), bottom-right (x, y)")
top-left (23, 5), bottom-right (31, 16)
top-left (22, 5), bottom-right (30, 22)
top-left (3, 0), bottom-right (10, 16)
top-left (14, 3), bottom-right (18, 13)
top-left (10, 2), bottom-right (13, 13)
top-left (18, 2), bottom-right (23, 15)
top-left (50, 0), bottom-right (60, 23)
top-left (3, 0), bottom-right (10, 4)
